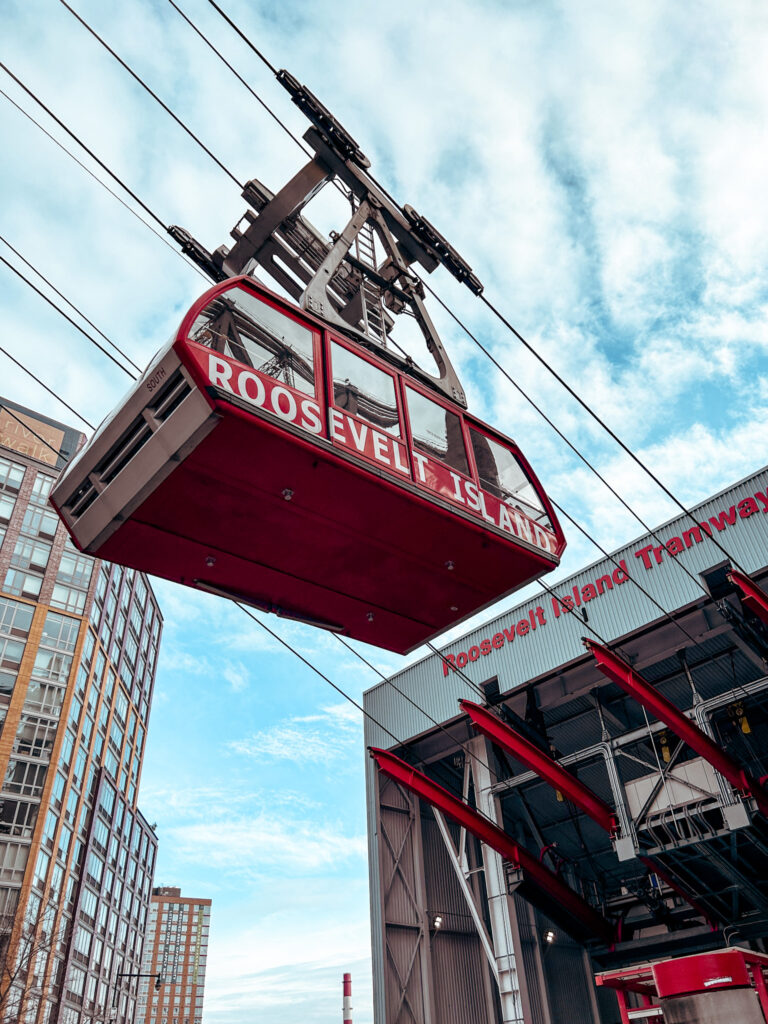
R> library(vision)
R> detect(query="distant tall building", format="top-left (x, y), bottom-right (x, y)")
top-left (137, 887), bottom-right (211, 1024)
top-left (0, 396), bottom-right (161, 1024)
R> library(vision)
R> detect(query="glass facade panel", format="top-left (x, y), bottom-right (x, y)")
top-left (190, 285), bottom-right (316, 395)
top-left (331, 342), bottom-right (401, 436)
top-left (406, 387), bottom-right (468, 475)
top-left (468, 428), bottom-right (552, 528)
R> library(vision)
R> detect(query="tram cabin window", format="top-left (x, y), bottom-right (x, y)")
top-left (190, 287), bottom-right (316, 396)
top-left (331, 342), bottom-right (401, 437)
top-left (406, 388), bottom-right (469, 476)
top-left (469, 429), bottom-right (552, 529)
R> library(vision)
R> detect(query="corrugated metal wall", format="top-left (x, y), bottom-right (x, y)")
top-left (376, 775), bottom-right (431, 1024)
top-left (364, 466), bottom-right (768, 749)
top-left (422, 815), bottom-right (498, 1023)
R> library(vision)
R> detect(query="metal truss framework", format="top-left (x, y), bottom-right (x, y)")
top-left (170, 74), bottom-right (482, 408)
top-left (376, 772), bottom-right (435, 1024)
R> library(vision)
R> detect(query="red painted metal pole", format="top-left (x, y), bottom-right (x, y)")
top-left (369, 747), bottom-right (616, 945)
top-left (460, 699), bottom-right (618, 835)
top-left (584, 639), bottom-right (768, 818)
top-left (728, 569), bottom-right (768, 626)
top-left (616, 990), bottom-right (631, 1024)
top-left (460, 699), bottom-right (710, 924)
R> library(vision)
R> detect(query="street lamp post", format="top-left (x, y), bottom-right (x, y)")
top-left (110, 970), bottom-right (163, 1015)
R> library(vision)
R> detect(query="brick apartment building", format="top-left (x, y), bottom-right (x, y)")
top-left (0, 396), bottom-right (161, 1024)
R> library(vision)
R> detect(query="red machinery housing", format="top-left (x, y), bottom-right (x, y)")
top-left (597, 948), bottom-right (768, 1023)
top-left (51, 276), bottom-right (564, 653)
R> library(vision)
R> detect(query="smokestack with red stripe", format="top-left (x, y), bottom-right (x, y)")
top-left (343, 972), bottom-right (352, 1024)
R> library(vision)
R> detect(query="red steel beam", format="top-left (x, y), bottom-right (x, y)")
top-left (369, 746), bottom-right (616, 945)
top-left (585, 639), bottom-right (768, 818)
top-left (459, 700), bottom-right (711, 923)
top-left (459, 699), bottom-right (618, 835)
top-left (728, 568), bottom-right (768, 626)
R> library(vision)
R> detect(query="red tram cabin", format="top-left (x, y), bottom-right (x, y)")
top-left (51, 277), bottom-right (565, 653)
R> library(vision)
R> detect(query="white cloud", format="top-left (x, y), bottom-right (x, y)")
top-left (165, 815), bottom-right (366, 875)
top-left (229, 703), bottom-right (362, 763)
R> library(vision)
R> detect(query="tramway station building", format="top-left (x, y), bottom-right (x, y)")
top-left (364, 464), bottom-right (768, 1024)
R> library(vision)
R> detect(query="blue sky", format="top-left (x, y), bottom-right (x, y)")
top-left (2, 1), bottom-right (768, 1021)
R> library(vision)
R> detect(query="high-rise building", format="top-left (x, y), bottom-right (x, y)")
top-left (0, 396), bottom-right (162, 1024)
top-left (137, 887), bottom-right (211, 1024)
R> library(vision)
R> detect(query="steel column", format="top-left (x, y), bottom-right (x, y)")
top-left (469, 737), bottom-right (535, 1024)
top-left (584, 639), bottom-right (768, 818)
top-left (370, 747), bottom-right (616, 946)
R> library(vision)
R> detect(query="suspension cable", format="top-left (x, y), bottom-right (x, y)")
top-left (0, 254), bottom-right (137, 381)
top-left (0, 347), bottom-right (95, 430)
top-left (0, 233), bottom-right (142, 375)
top-left (0, 79), bottom-right (208, 283)
top-left (57, 0), bottom-right (242, 188)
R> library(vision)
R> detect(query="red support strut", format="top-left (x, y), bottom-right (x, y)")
top-left (459, 699), bottom-right (618, 835)
top-left (369, 746), bottom-right (616, 945)
top-left (728, 568), bottom-right (768, 626)
top-left (584, 639), bottom-right (768, 818)
top-left (460, 698), bottom-right (711, 924)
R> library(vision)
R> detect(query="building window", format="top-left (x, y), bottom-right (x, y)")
top-left (11, 536), bottom-right (52, 573)
top-left (57, 549), bottom-right (93, 589)
top-left (0, 634), bottom-right (25, 696)
top-left (28, 472), bottom-right (54, 507)
top-left (33, 847), bottom-right (50, 889)
top-left (13, 714), bottom-right (58, 760)
top-left (3, 568), bottom-right (43, 599)
top-left (23, 679), bottom-right (66, 715)
top-left (41, 611), bottom-right (80, 652)
top-left (0, 596), bottom-right (34, 638)
top-left (0, 454), bottom-right (25, 493)
top-left (0, 798), bottom-right (39, 839)
top-left (3, 759), bottom-right (47, 797)
top-left (0, 839), bottom-right (29, 883)
top-left (50, 583), bottom-right (87, 615)
top-left (0, 494), bottom-right (15, 525)
top-left (32, 650), bottom-right (72, 684)
top-left (21, 505), bottom-right (59, 539)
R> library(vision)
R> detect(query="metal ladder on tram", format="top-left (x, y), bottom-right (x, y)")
top-left (354, 221), bottom-right (386, 346)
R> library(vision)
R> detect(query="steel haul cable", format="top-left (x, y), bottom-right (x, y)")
top-left (0, 260), bottom-right (725, 915)
top-left (0, 79), bottom-right (209, 284)
top-left (0, 82), bottom-right (755, 676)
top-left (149, 0), bottom-right (758, 590)
top-left (0, 233), bottom-right (142, 375)
top-left (57, 0), bottom-right (242, 189)
top-left (5, 9), bottom-right (763, 702)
